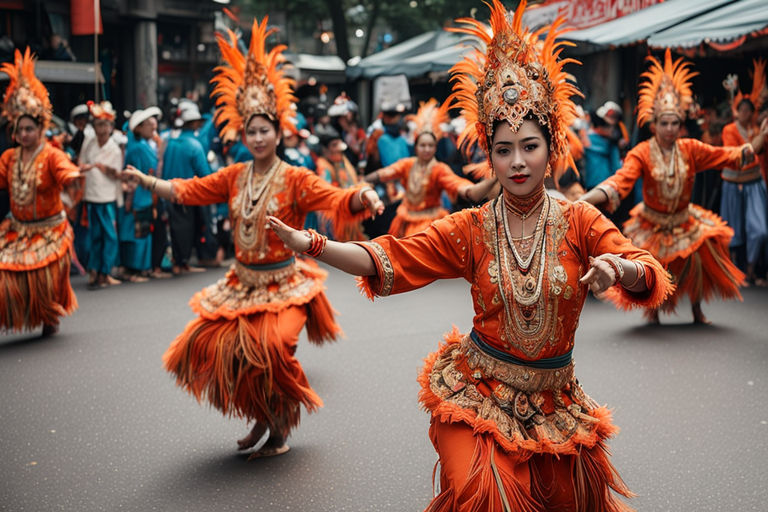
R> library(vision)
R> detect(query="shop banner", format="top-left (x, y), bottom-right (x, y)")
top-left (526, 0), bottom-right (663, 31)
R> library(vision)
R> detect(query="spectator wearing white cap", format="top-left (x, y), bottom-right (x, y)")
top-left (161, 103), bottom-right (215, 274)
top-left (67, 103), bottom-right (93, 159)
top-left (118, 107), bottom-right (161, 281)
top-left (79, 101), bottom-right (123, 288)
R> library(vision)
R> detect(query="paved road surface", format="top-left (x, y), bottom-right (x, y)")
top-left (1, 264), bottom-right (767, 511)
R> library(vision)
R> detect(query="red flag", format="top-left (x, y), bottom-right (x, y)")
top-left (71, 0), bottom-right (103, 36)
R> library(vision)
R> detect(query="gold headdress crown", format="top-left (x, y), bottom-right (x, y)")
top-left (211, 17), bottom-right (296, 143)
top-left (1, 48), bottom-right (52, 129)
top-left (407, 98), bottom-right (449, 140)
top-left (730, 58), bottom-right (766, 118)
top-left (636, 49), bottom-right (697, 127)
top-left (447, 0), bottom-right (580, 175)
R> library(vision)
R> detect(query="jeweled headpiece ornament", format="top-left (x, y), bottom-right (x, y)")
top-left (636, 49), bottom-right (697, 127)
top-left (407, 98), bottom-right (449, 140)
top-left (726, 58), bottom-right (766, 119)
top-left (1, 48), bottom-right (52, 130)
top-left (448, 0), bottom-right (581, 175)
top-left (211, 17), bottom-right (296, 143)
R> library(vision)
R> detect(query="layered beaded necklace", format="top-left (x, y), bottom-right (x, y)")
top-left (238, 158), bottom-right (283, 255)
top-left (502, 187), bottom-right (547, 272)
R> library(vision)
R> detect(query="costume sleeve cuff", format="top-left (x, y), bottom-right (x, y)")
top-left (352, 241), bottom-right (394, 299)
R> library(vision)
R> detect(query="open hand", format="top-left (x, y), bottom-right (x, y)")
top-left (579, 256), bottom-right (617, 294)
top-left (267, 216), bottom-right (312, 253)
top-left (742, 144), bottom-right (755, 165)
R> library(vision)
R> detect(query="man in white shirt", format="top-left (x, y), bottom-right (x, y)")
top-left (79, 101), bottom-right (123, 288)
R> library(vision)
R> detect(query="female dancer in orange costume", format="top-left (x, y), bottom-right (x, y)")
top-left (268, 2), bottom-right (674, 509)
top-left (720, 59), bottom-right (768, 285)
top-left (0, 49), bottom-right (81, 336)
top-left (364, 99), bottom-right (496, 237)
top-left (581, 49), bottom-right (753, 324)
top-left (124, 18), bottom-right (383, 458)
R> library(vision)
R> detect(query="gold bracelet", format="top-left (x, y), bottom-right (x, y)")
top-left (357, 186), bottom-right (374, 207)
top-left (150, 177), bottom-right (158, 191)
top-left (624, 261), bottom-right (645, 290)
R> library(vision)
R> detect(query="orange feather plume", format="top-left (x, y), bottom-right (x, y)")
top-left (1, 47), bottom-right (52, 130)
top-left (446, 0), bottom-right (581, 180)
top-left (636, 48), bottom-right (697, 127)
top-left (731, 58), bottom-right (766, 119)
top-left (210, 17), bottom-right (296, 143)
top-left (407, 98), bottom-right (449, 140)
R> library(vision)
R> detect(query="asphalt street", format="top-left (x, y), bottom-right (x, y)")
top-left (1, 263), bottom-right (767, 511)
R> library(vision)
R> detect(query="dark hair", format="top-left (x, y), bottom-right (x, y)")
top-left (415, 131), bottom-right (437, 145)
top-left (590, 111), bottom-right (609, 129)
top-left (737, 98), bottom-right (755, 113)
top-left (245, 113), bottom-right (280, 134)
top-left (490, 114), bottom-right (551, 149)
top-left (16, 114), bottom-right (42, 128)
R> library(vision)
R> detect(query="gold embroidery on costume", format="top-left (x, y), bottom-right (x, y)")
top-left (428, 337), bottom-right (600, 448)
top-left (231, 160), bottom-right (286, 259)
top-left (649, 138), bottom-right (687, 211)
top-left (405, 158), bottom-right (435, 207)
top-left (486, 197), bottom-right (569, 358)
top-left (198, 259), bottom-right (316, 313)
top-left (10, 146), bottom-right (43, 208)
top-left (361, 241), bottom-right (394, 296)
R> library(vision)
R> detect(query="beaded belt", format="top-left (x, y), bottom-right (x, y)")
top-left (402, 206), bottom-right (442, 219)
top-left (462, 330), bottom-right (574, 392)
top-left (9, 210), bottom-right (66, 232)
top-left (639, 203), bottom-right (690, 229)
top-left (721, 166), bottom-right (762, 184)
top-left (234, 257), bottom-right (296, 287)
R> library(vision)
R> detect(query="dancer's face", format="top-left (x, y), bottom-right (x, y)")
top-left (245, 115), bottom-right (279, 161)
top-left (736, 102), bottom-right (755, 126)
top-left (653, 114), bottom-right (681, 148)
top-left (415, 133), bottom-right (437, 162)
top-left (15, 116), bottom-right (42, 149)
top-left (490, 119), bottom-right (549, 198)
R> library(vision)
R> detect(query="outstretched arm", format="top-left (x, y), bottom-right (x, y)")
top-left (268, 216), bottom-right (376, 276)
top-left (122, 166), bottom-right (176, 201)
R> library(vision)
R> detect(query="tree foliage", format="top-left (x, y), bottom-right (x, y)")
top-left (240, 0), bottom-right (511, 61)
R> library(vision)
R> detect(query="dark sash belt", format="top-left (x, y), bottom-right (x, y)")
top-left (237, 256), bottom-right (295, 271)
top-left (470, 329), bottom-right (573, 369)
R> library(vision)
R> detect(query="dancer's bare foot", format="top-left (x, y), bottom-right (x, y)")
top-left (247, 435), bottom-right (290, 460)
top-left (237, 423), bottom-right (268, 451)
top-left (692, 303), bottom-right (711, 325)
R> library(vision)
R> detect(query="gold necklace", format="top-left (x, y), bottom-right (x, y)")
top-left (503, 193), bottom-right (548, 272)
top-left (12, 144), bottom-right (44, 207)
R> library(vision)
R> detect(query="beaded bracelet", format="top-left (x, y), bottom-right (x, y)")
top-left (596, 253), bottom-right (624, 285)
top-left (304, 229), bottom-right (327, 258)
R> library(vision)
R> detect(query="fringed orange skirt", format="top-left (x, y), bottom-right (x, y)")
top-left (0, 214), bottom-right (78, 331)
top-left (623, 202), bottom-right (744, 314)
top-left (389, 204), bottom-right (449, 238)
top-left (419, 329), bottom-right (634, 512)
top-left (162, 258), bottom-right (341, 437)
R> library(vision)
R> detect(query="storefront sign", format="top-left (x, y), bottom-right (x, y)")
top-left (526, 0), bottom-right (663, 31)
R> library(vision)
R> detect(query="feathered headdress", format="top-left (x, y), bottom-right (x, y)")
top-left (447, 0), bottom-right (581, 176)
top-left (210, 17), bottom-right (296, 143)
top-left (1, 48), bottom-right (52, 130)
top-left (729, 58), bottom-right (766, 119)
top-left (636, 49), bottom-right (697, 127)
top-left (407, 98), bottom-right (449, 140)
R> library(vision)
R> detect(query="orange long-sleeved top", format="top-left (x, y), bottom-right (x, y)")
top-left (0, 143), bottom-right (80, 221)
top-left (357, 198), bottom-right (671, 362)
top-left (599, 137), bottom-right (743, 214)
top-left (721, 122), bottom-right (762, 181)
top-left (171, 162), bottom-right (365, 265)
top-left (380, 157), bottom-right (472, 211)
